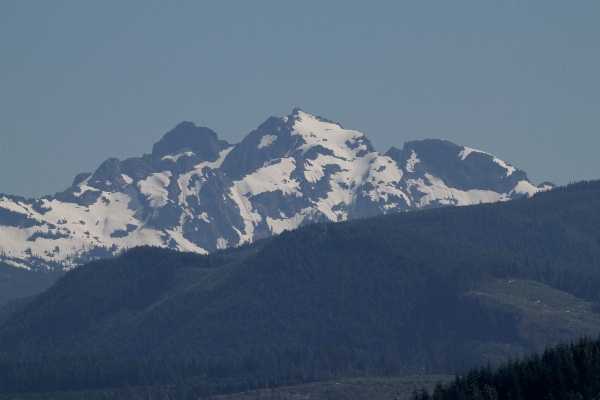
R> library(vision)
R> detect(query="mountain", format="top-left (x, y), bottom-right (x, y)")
top-left (389, 180), bottom-right (600, 273)
top-left (0, 109), bottom-right (549, 277)
top-left (0, 180), bottom-right (598, 398)
top-left (2, 187), bottom-right (599, 368)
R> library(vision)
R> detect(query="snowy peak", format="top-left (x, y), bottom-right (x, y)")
top-left (390, 139), bottom-right (530, 195)
top-left (218, 109), bottom-right (375, 181)
top-left (86, 158), bottom-right (132, 192)
top-left (289, 109), bottom-right (375, 160)
top-left (0, 109), bottom-right (550, 271)
top-left (219, 115), bottom-right (297, 180)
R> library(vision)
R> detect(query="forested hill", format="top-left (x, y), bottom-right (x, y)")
top-left (412, 336), bottom-right (600, 400)
top-left (1, 178), bottom-right (597, 307)
top-left (2, 198), bottom-right (600, 373)
top-left (388, 180), bottom-right (600, 273)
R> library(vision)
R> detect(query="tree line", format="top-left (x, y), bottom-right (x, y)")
top-left (412, 336), bottom-right (600, 400)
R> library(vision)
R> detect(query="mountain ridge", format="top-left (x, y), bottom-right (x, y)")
top-left (2, 183), bottom-right (599, 368)
top-left (0, 109), bottom-right (550, 273)
top-left (0, 178), bottom-right (598, 397)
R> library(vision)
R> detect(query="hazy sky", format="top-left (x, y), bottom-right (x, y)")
top-left (1, 1), bottom-right (599, 198)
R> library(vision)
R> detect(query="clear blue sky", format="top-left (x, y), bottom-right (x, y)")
top-left (1, 1), bottom-right (599, 198)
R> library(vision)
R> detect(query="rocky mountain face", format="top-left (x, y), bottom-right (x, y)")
top-left (0, 109), bottom-right (550, 271)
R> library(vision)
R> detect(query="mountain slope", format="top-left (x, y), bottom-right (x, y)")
top-left (388, 180), bottom-right (600, 273)
top-left (2, 212), bottom-right (599, 373)
top-left (414, 336), bottom-right (600, 400)
top-left (0, 109), bottom-right (546, 275)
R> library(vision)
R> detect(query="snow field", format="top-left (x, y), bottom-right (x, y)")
top-left (0, 111), bottom-right (541, 270)
top-left (138, 171), bottom-right (172, 209)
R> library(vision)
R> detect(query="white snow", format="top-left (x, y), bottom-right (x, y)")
top-left (232, 157), bottom-right (300, 198)
top-left (229, 157), bottom-right (300, 243)
top-left (177, 147), bottom-right (234, 206)
top-left (0, 190), bottom-right (167, 269)
top-left (303, 160), bottom-right (325, 183)
top-left (458, 147), bottom-right (486, 161)
top-left (362, 156), bottom-right (410, 207)
top-left (216, 237), bottom-right (228, 250)
top-left (0, 197), bottom-right (32, 214)
top-left (405, 151), bottom-right (420, 173)
top-left (537, 183), bottom-right (554, 191)
top-left (258, 135), bottom-right (278, 149)
top-left (291, 110), bottom-right (368, 161)
top-left (121, 174), bottom-right (133, 185)
top-left (285, 110), bottom-right (385, 222)
top-left (492, 158), bottom-right (516, 177)
top-left (266, 208), bottom-right (314, 235)
top-left (199, 212), bottom-right (210, 223)
top-left (72, 184), bottom-right (100, 198)
top-left (77, 175), bottom-right (92, 187)
top-left (511, 180), bottom-right (540, 197)
top-left (161, 151), bottom-right (194, 162)
top-left (138, 171), bottom-right (172, 209)
top-left (165, 226), bottom-right (208, 254)
top-left (200, 146), bottom-right (233, 170)
top-left (3, 259), bottom-right (31, 270)
top-left (459, 146), bottom-right (516, 177)
top-left (305, 151), bottom-right (376, 221)
top-left (0, 110), bottom-right (542, 271)
top-left (406, 174), bottom-right (509, 208)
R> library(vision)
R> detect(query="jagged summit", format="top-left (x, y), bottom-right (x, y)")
top-left (395, 139), bottom-right (529, 193)
top-left (0, 110), bottom-right (547, 271)
top-left (151, 122), bottom-right (229, 161)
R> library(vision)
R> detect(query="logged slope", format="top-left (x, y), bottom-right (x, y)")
top-left (2, 216), bottom-right (599, 373)
top-left (0, 109), bottom-right (544, 275)
top-left (388, 180), bottom-right (600, 273)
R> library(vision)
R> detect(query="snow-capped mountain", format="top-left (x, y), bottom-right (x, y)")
top-left (0, 109), bottom-right (551, 271)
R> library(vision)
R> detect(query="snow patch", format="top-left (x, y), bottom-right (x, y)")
top-left (229, 157), bottom-right (300, 242)
top-left (492, 157), bottom-right (516, 177)
top-left (362, 156), bottom-right (409, 205)
top-left (161, 151), bottom-right (194, 162)
top-left (290, 110), bottom-right (370, 161)
top-left (0, 190), bottom-right (167, 269)
top-left (458, 147), bottom-right (489, 161)
top-left (76, 175), bottom-right (92, 188)
top-left (121, 174), bottom-right (133, 185)
top-left (511, 180), bottom-right (540, 197)
top-left (459, 147), bottom-right (515, 177)
top-left (216, 237), bottom-right (228, 250)
top-left (177, 147), bottom-right (234, 206)
top-left (165, 227), bottom-right (208, 254)
top-left (407, 174), bottom-right (509, 208)
top-left (303, 160), bottom-right (325, 183)
top-left (199, 212), bottom-right (210, 223)
top-left (3, 259), bottom-right (31, 270)
top-left (233, 157), bottom-right (300, 198)
top-left (266, 210), bottom-right (313, 235)
top-left (138, 171), bottom-right (172, 209)
top-left (258, 135), bottom-right (278, 149)
top-left (405, 151), bottom-right (420, 173)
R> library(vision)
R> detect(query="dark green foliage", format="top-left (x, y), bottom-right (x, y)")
top-left (0, 180), bottom-right (599, 397)
top-left (2, 219), bottom-right (600, 369)
top-left (388, 180), bottom-right (600, 273)
top-left (0, 261), bottom-right (62, 305)
top-left (0, 349), bottom-right (410, 397)
top-left (414, 336), bottom-right (600, 400)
